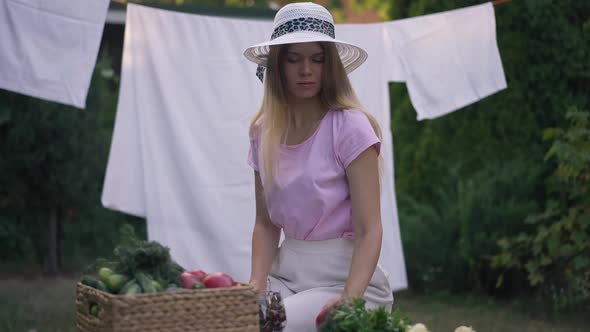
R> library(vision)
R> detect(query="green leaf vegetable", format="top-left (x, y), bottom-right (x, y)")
top-left (85, 224), bottom-right (185, 290)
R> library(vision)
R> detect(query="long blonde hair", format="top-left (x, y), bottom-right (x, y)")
top-left (249, 42), bottom-right (383, 189)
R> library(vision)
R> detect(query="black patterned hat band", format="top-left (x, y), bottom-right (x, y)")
top-left (243, 2), bottom-right (368, 83)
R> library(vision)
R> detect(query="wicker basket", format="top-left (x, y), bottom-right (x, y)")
top-left (76, 282), bottom-right (260, 332)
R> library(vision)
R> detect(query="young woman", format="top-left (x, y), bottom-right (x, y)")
top-left (243, 3), bottom-right (393, 331)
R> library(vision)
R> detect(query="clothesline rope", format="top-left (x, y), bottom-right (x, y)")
top-left (110, 0), bottom-right (513, 7)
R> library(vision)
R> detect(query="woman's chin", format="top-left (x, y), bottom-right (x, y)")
top-left (292, 92), bottom-right (320, 100)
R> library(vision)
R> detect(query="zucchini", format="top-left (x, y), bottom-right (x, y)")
top-left (135, 272), bottom-right (156, 293)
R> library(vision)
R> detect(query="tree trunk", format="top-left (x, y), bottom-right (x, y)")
top-left (57, 207), bottom-right (63, 270)
top-left (46, 208), bottom-right (59, 276)
top-left (28, 213), bottom-right (46, 268)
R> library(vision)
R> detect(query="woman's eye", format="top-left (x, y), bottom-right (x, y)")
top-left (286, 57), bottom-right (324, 63)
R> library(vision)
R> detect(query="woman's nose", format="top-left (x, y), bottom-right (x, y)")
top-left (300, 59), bottom-right (312, 75)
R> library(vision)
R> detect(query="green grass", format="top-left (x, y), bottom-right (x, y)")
top-left (1, 277), bottom-right (588, 332)
top-left (0, 277), bottom-right (80, 332)
top-left (394, 290), bottom-right (589, 332)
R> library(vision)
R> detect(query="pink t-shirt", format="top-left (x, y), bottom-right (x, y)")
top-left (247, 109), bottom-right (381, 241)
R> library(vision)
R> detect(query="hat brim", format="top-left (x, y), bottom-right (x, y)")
top-left (243, 31), bottom-right (368, 74)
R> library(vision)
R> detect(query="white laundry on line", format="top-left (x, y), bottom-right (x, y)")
top-left (384, 2), bottom-right (506, 120)
top-left (0, 0), bottom-right (110, 109)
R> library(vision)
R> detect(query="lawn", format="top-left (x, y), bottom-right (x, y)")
top-left (394, 290), bottom-right (588, 332)
top-left (0, 276), bottom-right (587, 332)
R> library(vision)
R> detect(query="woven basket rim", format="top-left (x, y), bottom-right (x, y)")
top-left (76, 282), bottom-right (256, 297)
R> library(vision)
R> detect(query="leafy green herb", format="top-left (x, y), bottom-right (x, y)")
top-left (319, 298), bottom-right (410, 332)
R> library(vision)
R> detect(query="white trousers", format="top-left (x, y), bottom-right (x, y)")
top-left (268, 237), bottom-right (394, 332)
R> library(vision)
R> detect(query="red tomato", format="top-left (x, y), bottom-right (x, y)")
top-left (180, 271), bottom-right (201, 289)
top-left (315, 298), bottom-right (344, 328)
top-left (189, 269), bottom-right (207, 282)
top-left (203, 272), bottom-right (234, 288)
top-left (315, 305), bottom-right (330, 328)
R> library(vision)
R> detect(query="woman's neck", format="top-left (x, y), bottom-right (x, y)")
top-left (286, 97), bottom-right (326, 129)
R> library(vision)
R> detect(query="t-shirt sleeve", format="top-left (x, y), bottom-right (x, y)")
top-left (247, 125), bottom-right (260, 172)
top-left (336, 110), bottom-right (381, 169)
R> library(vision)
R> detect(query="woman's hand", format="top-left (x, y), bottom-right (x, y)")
top-left (325, 295), bottom-right (346, 308)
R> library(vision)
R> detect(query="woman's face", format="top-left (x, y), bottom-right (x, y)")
top-left (282, 42), bottom-right (324, 101)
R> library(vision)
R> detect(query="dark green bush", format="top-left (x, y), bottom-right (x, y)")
top-left (492, 107), bottom-right (590, 309)
top-left (392, 0), bottom-right (589, 303)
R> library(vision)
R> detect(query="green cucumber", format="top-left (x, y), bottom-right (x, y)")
top-left (96, 280), bottom-right (108, 292)
top-left (81, 276), bottom-right (109, 293)
top-left (118, 278), bottom-right (138, 294)
top-left (81, 276), bottom-right (100, 289)
top-left (165, 284), bottom-right (179, 292)
top-left (151, 280), bottom-right (163, 292)
top-left (105, 274), bottom-right (130, 293)
top-left (135, 272), bottom-right (156, 293)
top-left (90, 304), bottom-right (99, 317)
top-left (123, 284), bottom-right (142, 295)
top-left (98, 267), bottom-right (114, 284)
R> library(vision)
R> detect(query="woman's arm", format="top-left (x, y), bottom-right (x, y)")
top-left (249, 171), bottom-right (281, 295)
top-left (343, 147), bottom-right (383, 299)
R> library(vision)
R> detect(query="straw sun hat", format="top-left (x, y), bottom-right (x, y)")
top-left (243, 2), bottom-right (368, 82)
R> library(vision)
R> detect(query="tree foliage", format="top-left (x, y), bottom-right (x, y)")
top-left (0, 52), bottom-right (130, 273)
